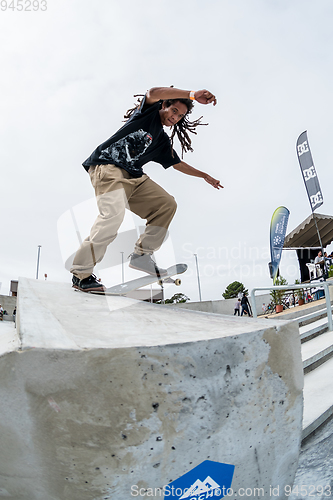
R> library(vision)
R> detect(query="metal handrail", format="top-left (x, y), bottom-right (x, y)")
top-left (250, 282), bottom-right (333, 331)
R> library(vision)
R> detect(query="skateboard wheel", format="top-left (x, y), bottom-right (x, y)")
top-left (175, 279), bottom-right (181, 286)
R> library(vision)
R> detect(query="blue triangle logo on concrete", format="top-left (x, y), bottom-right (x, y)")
top-left (165, 460), bottom-right (235, 499)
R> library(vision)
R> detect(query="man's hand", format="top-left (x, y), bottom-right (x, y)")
top-left (204, 174), bottom-right (223, 189)
top-left (194, 90), bottom-right (217, 106)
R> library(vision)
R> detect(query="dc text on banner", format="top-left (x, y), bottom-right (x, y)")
top-left (296, 131), bottom-right (323, 211)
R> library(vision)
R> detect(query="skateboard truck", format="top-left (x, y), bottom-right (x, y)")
top-left (157, 277), bottom-right (181, 305)
top-left (157, 277), bottom-right (181, 286)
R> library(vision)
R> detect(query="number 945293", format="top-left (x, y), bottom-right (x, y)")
top-left (285, 484), bottom-right (331, 497)
top-left (1, 0), bottom-right (47, 11)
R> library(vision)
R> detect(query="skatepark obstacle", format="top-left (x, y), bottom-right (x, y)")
top-left (0, 277), bottom-right (303, 499)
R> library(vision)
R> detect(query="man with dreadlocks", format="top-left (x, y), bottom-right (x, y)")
top-left (71, 86), bottom-right (222, 292)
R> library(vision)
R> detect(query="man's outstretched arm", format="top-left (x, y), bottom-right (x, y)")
top-left (146, 87), bottom-right (217, 106)
top-left (173, 161), bottom-right (223, 190)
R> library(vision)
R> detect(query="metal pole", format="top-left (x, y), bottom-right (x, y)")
top-left (36, 245), bottom-right (42, 279)
top-left (121, 252), bottom-right (124, 283)
top-left (312, 213), bottom-right (328, 278)
top-left (323, 283), bottom-right (333, 331)
top-left (194, 254), bottom-right (202, 302)
top-left (250, 289), bottom-right (257, 318)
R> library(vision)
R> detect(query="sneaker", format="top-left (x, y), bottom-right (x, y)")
top-left (72, 275), bottom-right (81, 289)
top-left (129, 253), bottom-right (167, 277)
top-left (72, 274), bottom-right (106, 292)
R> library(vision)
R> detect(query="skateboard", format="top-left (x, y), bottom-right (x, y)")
top-left (92, 263), bottom-right (188, 296)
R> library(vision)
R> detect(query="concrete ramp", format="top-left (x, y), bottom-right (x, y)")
top-left (0, 277), bottom-right (304, 499)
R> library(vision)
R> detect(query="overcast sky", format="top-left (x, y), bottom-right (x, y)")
top-left (1, 0), bottom-right (333, 301)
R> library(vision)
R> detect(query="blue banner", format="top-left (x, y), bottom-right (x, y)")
top-left (269, 207), bottom-right (290, 284)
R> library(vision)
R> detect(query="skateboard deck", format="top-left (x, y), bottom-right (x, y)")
top-left (93, 264), bottom-right (187, 296)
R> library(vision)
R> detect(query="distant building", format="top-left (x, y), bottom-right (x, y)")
top-left (10, 280), bottom-right (18, 297)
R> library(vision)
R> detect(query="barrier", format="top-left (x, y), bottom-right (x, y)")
top-left (251, 282), bottom-right (333, 331)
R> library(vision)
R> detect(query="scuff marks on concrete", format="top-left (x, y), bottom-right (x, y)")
top-left (48, 397), bottom-right (61, 413)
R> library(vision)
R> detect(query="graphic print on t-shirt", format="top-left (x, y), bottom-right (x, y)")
top-left (99, 129), bottom-right (153, 173)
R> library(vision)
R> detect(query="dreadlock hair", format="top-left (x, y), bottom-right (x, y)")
top-left (124, 95), bottom-right (208, 158)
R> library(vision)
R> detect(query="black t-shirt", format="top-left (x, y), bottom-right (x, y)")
top-left (82, 96), bottom-right (181, 177)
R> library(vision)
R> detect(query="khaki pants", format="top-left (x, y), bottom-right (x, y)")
top-left (70, 164), bottom-right (177, 279)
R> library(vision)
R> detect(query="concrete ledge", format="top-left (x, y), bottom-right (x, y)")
top-left (2, 315), bottom-right (14, 322)
top-left (0, 278), bottom-right (304, 499)
top-left (297, 308), bottom-right (329, 327)
top-left (302, 356), bottom-right (333, 439)
top-left (302, 405), bottom-right (333, 442)
top-left (300, 322), bottom-right (328, 342)
top-left (271, 299), bottom-right (330, 321)
top-left (0, 321), bottom-right (20, 356)
top-left (303, 344), bottom-right (333, 370)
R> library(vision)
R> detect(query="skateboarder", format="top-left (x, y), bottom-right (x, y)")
top-left (71, 86), bottom-right (222, 292)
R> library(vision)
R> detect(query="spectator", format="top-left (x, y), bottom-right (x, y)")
top-left (315, 250), bottom-right (326, 274)
top-left (324, 252), bottom-right (332, 266)
top-left (234, 298), bottom-right (241, 316)
top-left (0, 304), bottom-right (3, 321)
top-left (241, 293), bottom-right (252, 317)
